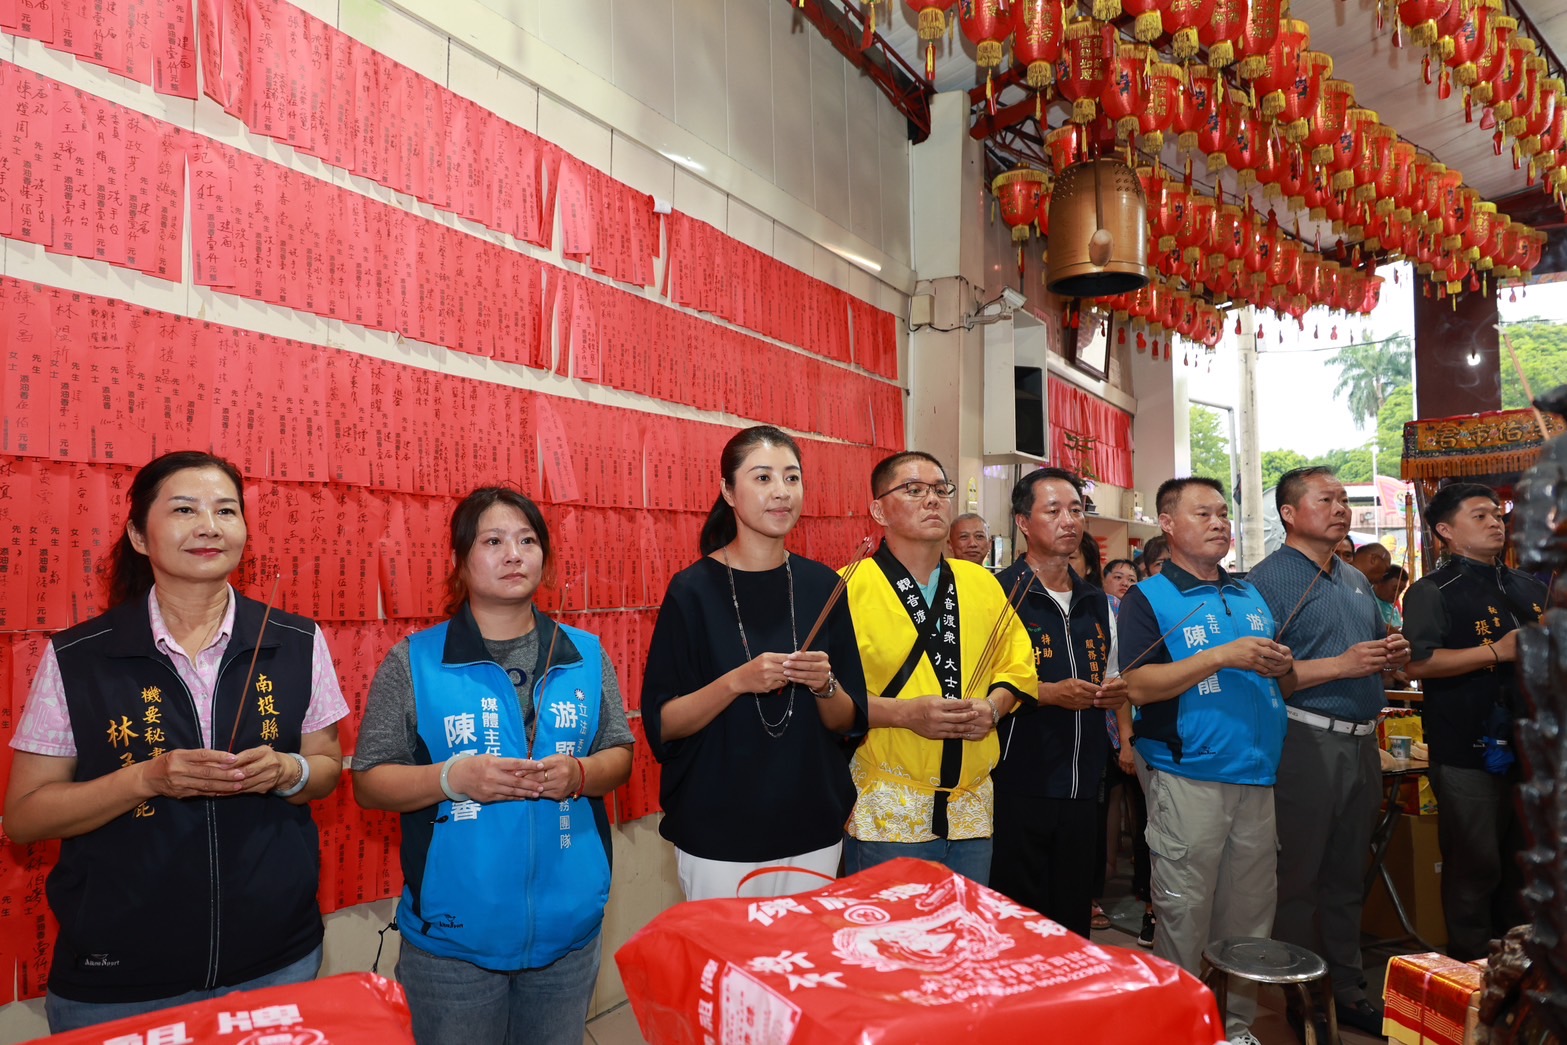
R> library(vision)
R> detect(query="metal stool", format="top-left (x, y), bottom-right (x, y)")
top-left (1199, 937), bottom-right (1340, 1045)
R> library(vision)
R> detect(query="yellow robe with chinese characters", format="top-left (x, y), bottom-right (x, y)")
top-left (842, 556), bottom-right (1036, 842)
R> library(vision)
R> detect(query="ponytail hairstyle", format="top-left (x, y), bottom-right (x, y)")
top-left (108, 451), bottom-right (246, 608)
top-left (444, 486), bottom-right (555, 616)
top-left (698, 425), bottom-right (803, 556)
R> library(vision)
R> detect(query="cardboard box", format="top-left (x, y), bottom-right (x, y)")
top-left (1383, 953), bottom-right (1485, 1045)
top-left (1363, 812), bottom-right (1447, 948)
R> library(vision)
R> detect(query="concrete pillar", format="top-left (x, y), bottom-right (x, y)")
top-left (907, 91), bottom-right (987, 491)
top-left (1413, 286), bottom-right (1500, 418)
top-left (1128, 341), bottom-right (1189, 519)
top-left (1235, 308), bottom-right (1265, 568)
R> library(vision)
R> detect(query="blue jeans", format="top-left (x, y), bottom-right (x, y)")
top-left (46, 945), bottom-right (323, 1034)
top-left (397, 934), bottom-right (601, 1045)
top-left (842, 834), bottom-right (994, 886)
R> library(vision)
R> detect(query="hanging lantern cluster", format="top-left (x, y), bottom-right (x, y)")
top-left (968, 0), bottom-right (1555, 361)
top-left (1366, 0), bottom-right (1567, 195)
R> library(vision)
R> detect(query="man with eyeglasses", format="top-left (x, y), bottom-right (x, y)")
top-left (840, 451), bottom-right (1036, 884)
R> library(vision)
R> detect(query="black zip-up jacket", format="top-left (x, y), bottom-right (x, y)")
top-left (991, 560), bottom-right (1113, 799)
top-left (1403, 555), bottom-right (1546, 769)
top-left (45, 592), bottom-right (324, 1003)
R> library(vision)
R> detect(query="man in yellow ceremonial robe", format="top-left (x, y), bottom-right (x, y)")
top-left (841, 451), bottom-right (1036, 884)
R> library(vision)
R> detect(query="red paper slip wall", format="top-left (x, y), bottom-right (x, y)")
top-left (0, 0), bottom-right (197, 98)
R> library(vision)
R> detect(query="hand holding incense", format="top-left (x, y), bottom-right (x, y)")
top-left (799, 537), bottom-right (875, 653)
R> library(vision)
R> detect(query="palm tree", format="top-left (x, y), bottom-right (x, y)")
top-left (1330, 336), bottom-right (1412, 427)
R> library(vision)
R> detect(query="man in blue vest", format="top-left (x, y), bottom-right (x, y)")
top-left (1120, 477), bottom-right (1296, 1045)
top-left (991, 468), bottom-right (1126, 937)
top-left (1247, 466), bottom-right (1410, 1038)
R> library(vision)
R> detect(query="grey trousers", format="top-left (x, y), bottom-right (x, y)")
top-left (1427, 762), bottom-right (1525, 961)
top-left (1272, 722), bottom-right (1381, 1001)
top-left (1138, 751), bottom-right (1278, 1037)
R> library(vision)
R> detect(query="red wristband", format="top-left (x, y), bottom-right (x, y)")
top-left (570, 755), bottom-right (586, 800)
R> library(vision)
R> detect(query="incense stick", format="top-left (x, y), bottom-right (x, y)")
top-left (961, 570), bottom-right (1031, 702)
top-left (1275, 563), bottom-right (1328, 642)
top-left (799, 537), bottom-right (874, 653)
top-left (1115, 602), bottom-right (1206, 676)
top-left (227, 573), bottom-right (282, 753)
top-left (1497, 324), bottom-right (1553, 443)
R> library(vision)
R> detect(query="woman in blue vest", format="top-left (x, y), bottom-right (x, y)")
top-left (5, 450), bottom-right (348, 1033)
top-left (355, 486), bottom-right (633, 1045)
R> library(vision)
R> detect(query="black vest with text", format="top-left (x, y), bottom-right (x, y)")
top-left (46, 593), bottom-right (323, 1003)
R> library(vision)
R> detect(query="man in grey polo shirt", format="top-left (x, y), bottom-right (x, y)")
top-left (1247, 467), bottom-right (1411, 1038)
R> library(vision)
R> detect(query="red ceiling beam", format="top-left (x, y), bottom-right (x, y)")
top-left (787, 0), bottom-right (933, 142)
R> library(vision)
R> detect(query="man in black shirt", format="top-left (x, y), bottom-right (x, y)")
top-left (991, 468), bottom-right (1126, 937)
top-left (1403, 482), bottom-right (1547, 960)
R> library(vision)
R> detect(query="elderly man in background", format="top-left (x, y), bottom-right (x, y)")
top-left (948, 513), bottom-right (991, 566)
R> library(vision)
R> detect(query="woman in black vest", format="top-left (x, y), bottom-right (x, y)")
top-left (4, 451), bottom-right (348, 1032)
top-left (642, 425), bottom-right (868, 901)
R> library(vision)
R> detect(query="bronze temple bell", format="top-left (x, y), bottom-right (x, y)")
top-left (1044, 157), bottom-right (1150, 298)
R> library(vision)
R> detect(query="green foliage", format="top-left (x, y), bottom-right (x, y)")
top-left (1377, 383), bottom-right (1414, 465)
top-left (1330, 335), bottom-right (1412, 427)
top-left (1499, 319), bottom-right (1567, 409)
top-left (1261, 449), bottom-right (1310, 492)
top-left (1189, 404), bottom-right (1233, 504)
top-left (1310, 447), bottom-right (1374, 485)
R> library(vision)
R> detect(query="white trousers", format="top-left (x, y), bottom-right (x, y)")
top-left (676, 841), bottom-right (843, 902)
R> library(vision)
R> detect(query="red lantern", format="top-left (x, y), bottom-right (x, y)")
top-left (1250, 19), bottom-right (1310, 122)
top-left (1116, 0), bottom-right (1164, 43)
top-left (906, 1), bottom-right (959, 80)
top-left (959, 0), bottom-right (1011, 110)
top-left (1047, 123), bottom-right (1085, 173)
top-left (1059, 18), bottom-right (1111, 124)
top-left (1199, 0), bottom-right (1249, 69)
top-left (1156, 181), bottom-right (1190, 253)
top-left (1442, 3), bottom-right (1493, 91)
top-left (1519, 75), bottom-right (1558, 146)
top-left (1243, 213), bottom-right (1279, 290)
top-left (1138, 62), bottom-right (1186, 154)
top-left (1328, 108), bottom-right (1377, 194)
top-left (1234, 0), bottom-right (1284, 82)
top-left (1358, 123), bottom-right (1396, 204)
top-left (1359, 273), bottom-right (1385, 313)
top-left (1306, 79), bottom-right (1355, 166)
top-left (1223, 91), bottom-right (1263, 188)
top-left (1458, 194), bottom-right (1495, 262)
top-left (1161, 0), bottom-right (1218, 61)
top-left (1374, 140), bottom-right (1416, 217)
top-left (1183, 65), bottom-right (1224, 156)
top-left (1277, 50), bottom-right (1333, 144)
top-left (1275, 142), bottom-right (1310, 209)
top-left (994, 167), bottom-right (1051, 283)
top-left (1267, 235), bottom-right (1300, 296)
top-left (1012, 0), bottom-right (1067, 91)
top-left (1469, 15), bottom-right (1518, 107)
top-left (1397, 0), bottom-right (1454, 50)
top-left (1176, 192), bottom-right (1217, 267)
top-left (1103, 44), bottom-right (1151, 142)
top-left (1486, 37), bottom-right (1533, 123)
top-left (1399, 154), bottom-right (1430, 220)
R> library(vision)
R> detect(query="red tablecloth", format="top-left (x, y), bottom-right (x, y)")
top-left (617, 857), bottom-right (1223, 1044)
top-left (32, 972), bottom-right (413, 1044)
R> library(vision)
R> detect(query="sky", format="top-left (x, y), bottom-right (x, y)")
top-left (1189, 263), bottom-right (1567, 460)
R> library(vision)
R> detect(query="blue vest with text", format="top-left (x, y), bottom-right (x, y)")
top-left (1133, 572), bottom-right (1287, 785)
top-left (400, 618), bottom-right (609, 970)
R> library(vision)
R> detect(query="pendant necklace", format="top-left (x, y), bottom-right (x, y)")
top-left (722, 547), bottom-right (797, 739)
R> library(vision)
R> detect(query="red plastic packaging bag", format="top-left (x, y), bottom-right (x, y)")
top-left (31, 972), bottom-right (413, 1044)
top-left (617, 858), bottom-right (1223, 1044)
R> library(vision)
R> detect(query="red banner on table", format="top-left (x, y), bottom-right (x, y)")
top-left (619, 858), bottom-right (1224, 1045)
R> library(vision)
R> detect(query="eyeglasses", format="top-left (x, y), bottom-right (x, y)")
top-left (876, 480), bottom-right (958, 501)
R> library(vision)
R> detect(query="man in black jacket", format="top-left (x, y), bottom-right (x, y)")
top-left (1403, 482), bottom-right (1547, 960)
top-left (991, 468), bottom-right (1127, 935)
